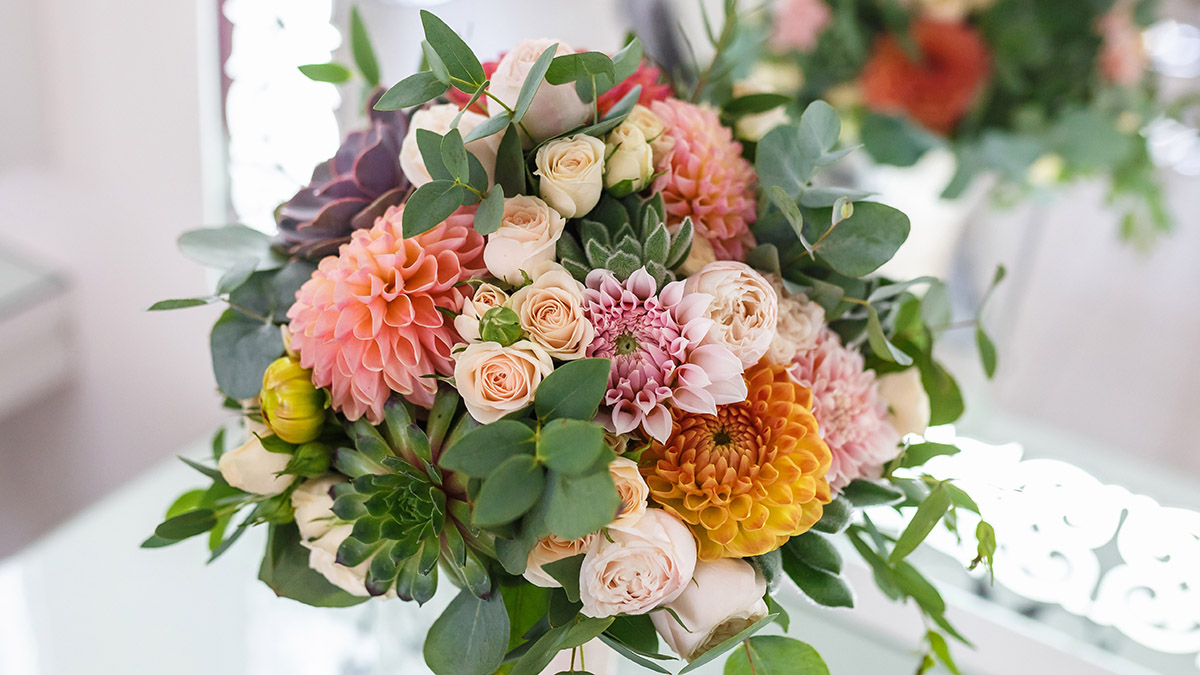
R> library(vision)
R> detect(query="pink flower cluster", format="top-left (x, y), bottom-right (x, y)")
top-left (787, 329), bottom-right (900, 490)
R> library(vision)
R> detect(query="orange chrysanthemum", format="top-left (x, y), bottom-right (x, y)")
top-left (639, 363), bottom-right (832, 561)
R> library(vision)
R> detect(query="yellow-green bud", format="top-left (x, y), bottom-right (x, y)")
top-left (260, 356), bottom-right (327, 444)
top-left (479, 306), bottom-right (523, 346)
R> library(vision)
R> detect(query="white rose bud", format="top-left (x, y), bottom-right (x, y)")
top-left (524, 532), bottom-right (599, 588)
top-left (603, 123), bottom-right (655, 196)
top-left (876, 368), bottom-right (932, 438)
top-left (454, 283), bottom-right (510, 343)
top-left (488, 39), bottom-right (591, 144)
top-left (683, 261), bottom-right (779, 368)
top-left (292, 476), bottom-right (395, 598)
top-left (453, 340), bottom-right (554, 424)
top-left (651, 558), bottom-right (768, 662)
top-left (623, 104), bottom-right (671, 167)
top-left (509, 263), bottom-right (594, 359)
top-left (400, 103), bottom-right (499, 187)
top-left (484, 195), bottom-right (567, 284)
top-left (217, 435), bottom-right (292, 496)
top-left (579, 509), bottom-right (697, 618)
top-left (535, 134), bottom-right (605, 219)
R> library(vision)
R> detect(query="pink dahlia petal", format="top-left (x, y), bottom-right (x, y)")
top-left (788, 329), bottom-right (901, 490)
top-left (288, 204), bottom-right (484, 423)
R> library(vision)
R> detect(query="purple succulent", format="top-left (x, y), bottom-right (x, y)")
top-left (274, 92), bottom-right (411, 260)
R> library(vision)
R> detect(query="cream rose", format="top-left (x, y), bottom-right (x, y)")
top-left (766, 275), bottom-right (825, 364)
top-left (608, 457), bottom-right (649, 532)
top-left (877, 368), bottom-right (932, 438)
top-left (488, 38), bottom-right (591, 144)
top-left (604, 123), bottom-right (655, 196)
top-left (292, 476), bottom-right (395, 598)
top-left (217, 434), bottom-right (292, 496)
top-left (651, 558), bottom-right (768, 662)
top-left (453, 340), bottom-right (554, 423)
top-left (535, 134), bottom-right (605, 219)
top-left (508, 263), bottom-right (593, 359)
top-left (484, 196), bottom-right (567, 284)
top-left (579, 509), bottom-right (697, 618)
top-left (524, 532), bottom-right (600, 588)
top-left (624, 104), bottom-right (671, 167)
top-left (399, 103), bottom-right (499, 187)
top-left (454, 283), bottom-right (510, 343)
top-left (683, 261), bottom-right (778, 368)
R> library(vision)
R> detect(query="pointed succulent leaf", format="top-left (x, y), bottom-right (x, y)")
top-left (556, 233), bottom-right (587, 267)
top-left (606, 251), bottom-right (641, 280)
top-left (645, 261), bottom-right (670, 287)
top-left (579, 219), bottom-right (612, 249)
top-left (348, 419), bottom-right (392, 463)
top-left (561, 257), bottom-right (590, 282)
top-left (333, 447), bottom-right (388, 477)
top-left (337, 537), bottom-right (380, 567)
top-left (612, 222), bottom-right (637, 246)
top-left (615, 234), bottom-right (642, 259)
top-left (666, 218), bottom-right (694, 269)
top-left (643, 222), bottom-right (670, 263)
top-left (585, 238), bottom-right (614, 267)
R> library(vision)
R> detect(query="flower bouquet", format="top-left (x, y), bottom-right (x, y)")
top-left (147, 6), bottom-right (1000, 674)
top-left (740, 0), bottom-right (1173, 240)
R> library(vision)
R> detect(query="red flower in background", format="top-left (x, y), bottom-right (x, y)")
top-left (860, 20), bottom-right (991, 134)
top-left (446, 59), bottom-right (500, 115)
top-left (597, 63), bottom-right (673, 115)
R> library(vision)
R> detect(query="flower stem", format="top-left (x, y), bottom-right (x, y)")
top-left (743, 640), bottom-right (759, 675)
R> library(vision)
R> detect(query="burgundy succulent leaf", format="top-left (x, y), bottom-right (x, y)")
top-left (274, 94), bottom-right (411, 260)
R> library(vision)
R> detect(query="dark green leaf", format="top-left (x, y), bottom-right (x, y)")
top-left (816, 202), bottom-right (910, 278)
top-left (541, 554), bottom-right (586, 603)
top-left (811, 495), bottom-right (852, 534)
top-left (538, 419), bottom-right (607, 475)
top-left (723, 635), bottom-right (830, 675)
top-left (298, 62), bottom-right (353, 83)
top-left (424, 588), bottom-right (510, 675)
top-left (259, 523), bottom-right (367, 607)
top-left (210, 309), bottom-right (283, 399)
top-left (494, 123), bottom-right (526, 195)
top-left (901, 442), bottom-right (960, 468)
top-left (604, 614), bottom-right (661, 657)
top-left (416, 129), bottom-right (452, 181)
top-left (474, 455), bottom-right (545, 528)
top-left (419, 10), bottom-right (486, 87)
top-left (154, 509), bottom-right (216, 540)
top-left (783, 551), bottom-right (853, 608)
top-left (920, 355), bottom-right (964, 426)
top-left (441, 128), bottom-right (470, 181)
top-left (514, 44), bottom-right (558, 123)
top-left (545, 469), bottom-right (620, 541)
top-left (976, 326), bottom-right (998, 379)
top-left (545, 51), bottom-right (615, 86)
top-left (349, 7), bottom-right (379, 86)
top-left (147, 297), bottom-right (217, 311)
top-left (422, 39), bottom-right (450, 83)
top-left (861, 113), bottom-right (938, 167)
top-left (375, 71), bottom-right (449, 110)
top-left (403, 180), bottom-right (469, 238)
top-left (217, 257), bottom-right (258, 295)
top-left (890, 484), bottom-right (952, 564)
top-left (866, 304), bottom-right (913, 366)
top-left (179, 455), bottom-right (225, 483)
top-left (892, 560), bottom-right (946, 615)
top-left (598, 635), bottom-right (673, 673)
top-left (841, 480), bottom-right (906, 507)
top-left (474, 184), bottom-right (505, 235)
top-left (784, 532), bottom-right (842, 574)
top-left (757, 125), bottom-right (815, 200)
top-left (440, 420), bottom-right (536, 477)
top-left (534, 358), bottom-right (612, 421)
top-left (723, 92), bottom-right (791, 116)
top-left (560, 616), bottom-right (615, 650)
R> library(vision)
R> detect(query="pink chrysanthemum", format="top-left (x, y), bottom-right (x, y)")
top-left (583, 268), bottom-right (746, 442)
top-left (287, 205), bottom-right (486, 423)
top-left (650, 99), bottom-right (757, 261)
top-left (597, 63), bottom-right (673, 116)
top-left (770, 0), bottom-right (832, 53)
top-left (788, 329), bottom-right (900, 491)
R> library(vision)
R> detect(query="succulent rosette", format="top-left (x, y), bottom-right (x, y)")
top-left (150, 7), bottom-right (1001, 675)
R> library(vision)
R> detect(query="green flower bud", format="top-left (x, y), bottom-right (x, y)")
top-left (285, 442), bottom-right (332, 478)
top-left (260, 356), bottom-right (327, 444)
top-left (478, 306), bottom-right (523, 346)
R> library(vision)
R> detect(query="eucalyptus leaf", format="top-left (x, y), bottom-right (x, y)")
top-left (349, 7), bottom-right (379, 86)
top-left (375, 71), bottom-right (449, 110)
top-left (676, 614), bottom-right (776, 674)
top-left (757, 125), bottom-right (815, 201)
top-left (424, 588), bottom-right (510, 675)
top-left (259, 523), bottom-right (367, 607)
top-left (464, 112), bottom-right (513, 143)
top-left (178, 225), bottom-right (285, 271)
top-left (890, 484), bottom-right (952, 564)
top-left (534, 358), bottom-right (612, 421)
top-left (474, 184), bottom-right (505, 235)
top-left (815, 202), bottom-right (910, 278)
top-left (723, 636), bottom-right (830, 675)
top-left (403, 180), bottom-right (470, 238)
top-left (298, 62), bottom-right (353, 84)
top-left (474, 455), bottom-right (545, 528)
top-left (544, 468), bottom-right (620, 541)
top-left (419, 10), bottom-right (486, 87)
top-left (514, 44), bottom-right (558, 123)
top-left (538, 419), bottom-right (607, 475)
top-left (147, 297), bottom-right (217, 311)
top-left (210, 309), bottom-right (283, 399)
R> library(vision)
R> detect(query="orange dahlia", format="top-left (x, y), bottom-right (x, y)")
top-left (639, 363), bottom-right (832, 560)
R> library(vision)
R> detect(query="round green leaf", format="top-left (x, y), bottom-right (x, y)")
top-left (474, 455), bottom-right (545, 528)
top-left (538, 419), bottom-right (607, 475)
top-left (534, 358), bottom-right (612, 421)
top-left (545, 469), bottom-right (620, 541)
top-left (723, 636), bottom-right (830, 675)
top-left (375, 71), bottom-right (449, 110)
top-left (815, 201), bottom-right (910, 278)
top-left (424, 588), bottom-right (510, 675)
top-left (439, 420), bottom-right (535, 477)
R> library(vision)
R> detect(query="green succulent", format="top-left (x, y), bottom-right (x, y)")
top-left (329, 388), bottom-right (490, 603)
top-left (556, 193), bottom-right (693, 286)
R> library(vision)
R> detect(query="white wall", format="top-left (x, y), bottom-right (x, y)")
top-left (0, 0), bottom-right (224, 556)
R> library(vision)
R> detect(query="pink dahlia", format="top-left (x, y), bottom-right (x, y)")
top-left (287, 205), bottom-right (486, 423)
top-left (787, 329), bottom-right (900, 491)
top-left (770, 0), bottom-right (832, 53)
top-left (597, 62), bottom-right (674, 116)
top-left (650, 99), bottom-right (757, 261)
top-left (583, 268), bottom-right (746, 442)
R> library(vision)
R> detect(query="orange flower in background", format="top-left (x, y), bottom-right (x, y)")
top-left (860, 19), bottom-right (991, 134)
top-left (639, 363), bottom-right (832, 561)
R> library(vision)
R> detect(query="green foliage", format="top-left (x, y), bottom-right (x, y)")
top-left (349, 7), bottom-right (380, 87)
top-left (419, 10), bottom-right (486, 88)
top-left (723, 636), bottom-right (830, 675)
top-left (424, 589), bottom-right (510, 675)
top-left (514, 44), bottom-right (558, 123)
top-left (178, 225), bottom-right (285, 271)
top-left (534, 358), bottom-right (612, 422)
top-left (298, 62), bottom-right (353, 84)
top-left (375, 71), bottom-right (449, 110)
top-left (890, 483), bottom-right (952, 564)
top-left (861, 113), bottom-right (939, 167)
top-left (677, 614), bottom-right (777, 674)
top-left (479, 306), bottom-right (523, 346)
top-left (557, 194), bottom-right (692, 286)
top-left (841, 479), bottom-right (906, 507)
top-left (259, 522), bottom-right (368, 607)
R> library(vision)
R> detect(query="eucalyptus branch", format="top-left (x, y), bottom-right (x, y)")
top-left (225, 300), bottom-right (272, 324)
top-left (692, 0), bottom-right (740, 102)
